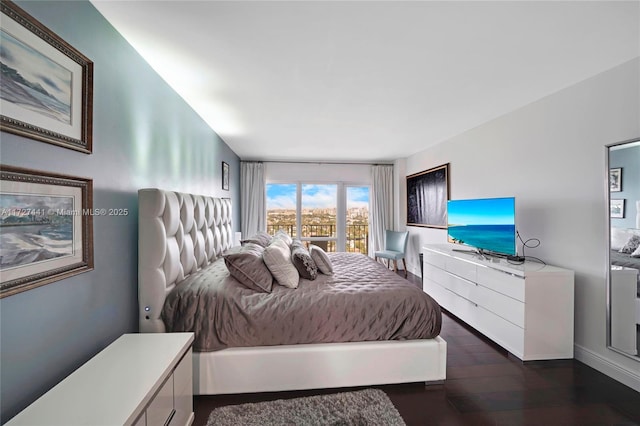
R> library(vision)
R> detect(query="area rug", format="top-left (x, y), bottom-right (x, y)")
top-left (206, 388), bottom-right (406, 425)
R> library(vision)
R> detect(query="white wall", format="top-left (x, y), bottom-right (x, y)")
top-left (265, 162), bottom-right (372, 184)
top-left (401, 58), bottom-right (640, 391)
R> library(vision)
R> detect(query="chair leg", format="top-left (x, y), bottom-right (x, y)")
top-left (402, 258), bottom-right (407, 278)
top-left (393, 260), bottom-right (398, 274)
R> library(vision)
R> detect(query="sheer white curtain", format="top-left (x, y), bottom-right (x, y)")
top-left (369, 165), bottom-right (394, 256)
top-left (240, 162), bottom-right (266, 238)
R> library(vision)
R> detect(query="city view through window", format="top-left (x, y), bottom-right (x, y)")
top-left (266, 184), bottom-right (369, 253)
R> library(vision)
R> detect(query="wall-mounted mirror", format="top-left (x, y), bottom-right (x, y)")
top-left (606, 138), bottom-right (640, 360)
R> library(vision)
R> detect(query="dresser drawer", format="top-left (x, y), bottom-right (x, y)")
top-left (445, 256), bottom-right (477, 282)
top-left (423, 277), bottom-right (450, 309)
top-left (146, 374), bottom-right (174, 426)
top-left (474, 285), bottom-right (525, 328)
top-left (425, 277), bottom-right (477, 323)
top-left (474, 305), bottom-right (524, 358)
top-left (476, 266), bottom-right (524, 301)
top-left (423, 251), bottom-right (446, 269)
top-left (439, 268), bottom-right (477, 303)
top-left (173, 349), bottom-right (193, 425)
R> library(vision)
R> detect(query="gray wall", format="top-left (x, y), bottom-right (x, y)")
top-left (402, 58), bottom-right (640, 391)
top-left (610, 145), bottom-right (640, 229)
top-left (0, 1), bottom-right (240, 421)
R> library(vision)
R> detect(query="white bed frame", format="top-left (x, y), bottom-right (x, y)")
top-left (138, 188), bottom-right (447, 395)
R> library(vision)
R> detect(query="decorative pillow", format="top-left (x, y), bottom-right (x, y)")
top-left (241, 231), bottom-right (273, 248)
top-left (274, 229), bottom-right (293, 246)
top-left (223, 243), bottom-right (273, 292)
top-left (631, 245), bottom-right (640, 258)
top-left (263, 238), bottom-right (299, 288)
top-left (619, 234), bottom-right (640, 254)
top-left (611, 228), bottom-right (640, 251)
top-left (309, 244), bottom-right (333, 275)
top-left (290, 240), bottom-right (318, 280)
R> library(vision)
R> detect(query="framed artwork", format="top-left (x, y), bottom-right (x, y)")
top-left (609, 167), bottom-right (622, 192)
top-left (610, 199), bottom-right (625, 219)
top-left (0, 0), bottom-right (93, 153)
top-left (222, 161), bottom-right (229, 191)
top-left (406, 163), bottom-right (450, 229)
top-left (0, 165), bottom-right (94, 298)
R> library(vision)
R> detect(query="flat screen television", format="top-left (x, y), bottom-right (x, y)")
top-left (447, 197), bottom-right (516, 256)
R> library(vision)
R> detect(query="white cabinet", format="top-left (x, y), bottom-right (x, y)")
top-left (610, 266), bottom-right (639, 355)
top-left (423, 244), bottom-right (574, 361)
top-left (7, 333), bottom-right (194, 426)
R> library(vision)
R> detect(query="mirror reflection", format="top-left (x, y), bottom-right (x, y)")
top-left (607, 138), bottom-right (640, 359)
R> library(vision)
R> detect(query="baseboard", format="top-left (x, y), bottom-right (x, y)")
top-left (574, 343), bottom-right (640, 392)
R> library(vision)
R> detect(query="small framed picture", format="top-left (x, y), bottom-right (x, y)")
top-left (610, 199), bottom-right (625, 218)
top-left (1, 165), bottom-right (94, 298)
top-left (0, 0), bottom-right (93, 153)
top-left (609, 168), bottom-right (622, 192)
top-left (222, 161), bottom-right (229, 191)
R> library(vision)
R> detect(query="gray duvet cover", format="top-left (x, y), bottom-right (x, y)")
top-left (162, 252), bottom-right (442, 352)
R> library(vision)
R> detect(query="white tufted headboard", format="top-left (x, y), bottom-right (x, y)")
top-left (138, 188), bottom-right (233, 333)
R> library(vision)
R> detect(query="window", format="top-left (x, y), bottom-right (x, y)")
top-left (266, 183), bottom-right (369, 253)
top-left (266, 183), bottom-right (297, 237)
top-left (346, 186), bottom-right (369, 254)
top-left (302, 184), bottom-right (337, 251)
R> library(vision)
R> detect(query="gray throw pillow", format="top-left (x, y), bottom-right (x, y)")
top-left (291, 240), bottom-right (318, 280)
top-left (223, 243), bottom-right (273, 292)
top-left (240, 231), bottom-right (273, 248)
top-left (619, 234), bottom-right (640, 254)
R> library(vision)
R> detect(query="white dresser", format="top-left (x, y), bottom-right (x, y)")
top-left (423, 244), bottom-right (575, 361)
top-left (610, 266), bottom-right (639, 355)
top-left (7, 333), bottom-right (194, 426)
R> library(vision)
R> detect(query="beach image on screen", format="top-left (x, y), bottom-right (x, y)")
top-left (447, 197), bottom-right (515, 255)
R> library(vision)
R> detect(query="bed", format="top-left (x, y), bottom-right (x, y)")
top-left (138, 188), bottom-right (447, 395)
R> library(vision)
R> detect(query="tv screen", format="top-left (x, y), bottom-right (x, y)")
top-left (447, 197), bottom-right (516, 256)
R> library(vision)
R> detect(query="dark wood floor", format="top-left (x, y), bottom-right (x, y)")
top-left (193, 271), bottom-right (640, 426)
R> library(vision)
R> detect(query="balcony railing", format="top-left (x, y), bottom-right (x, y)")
top-left (266, 223), bottom-right (368, 254)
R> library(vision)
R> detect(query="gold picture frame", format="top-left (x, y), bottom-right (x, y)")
top-left (0, 0), bottom-right (93, 153)
top-left (0, 165), bottom-right (94, 298)
top-left (406, 163), bottom-right (450, 229)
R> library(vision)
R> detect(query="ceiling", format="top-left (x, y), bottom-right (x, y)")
top-left (91, 1), bottom-right (639, 163)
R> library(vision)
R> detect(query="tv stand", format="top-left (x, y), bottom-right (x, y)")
top-left (422, 244), bottom-right (575, 361)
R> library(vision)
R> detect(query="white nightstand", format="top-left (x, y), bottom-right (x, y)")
top-left (7, 333), bottom-right (194, 426)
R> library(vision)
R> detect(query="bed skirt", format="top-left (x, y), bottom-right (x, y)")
top-left (192, 337), bottom-right (447, 395)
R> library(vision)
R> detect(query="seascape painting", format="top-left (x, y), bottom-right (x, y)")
top-left (0, 194), bottom-right (74, 270)
top-left (0, 29), bottom-right (72, 124)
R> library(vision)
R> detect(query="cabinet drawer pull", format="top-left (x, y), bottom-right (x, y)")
top-left (164, 408), bottom-right (176, 426)
top-left (444, 287), bottom-right (478, 307)
top-left (442, 269), bottom-right (478, 285)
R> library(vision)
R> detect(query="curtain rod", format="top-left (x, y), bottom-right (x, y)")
top-left (242, 160), bottom-right (394, 166)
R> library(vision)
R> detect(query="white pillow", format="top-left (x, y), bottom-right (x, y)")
top-left (274, 229), bottom-right (293, 246)
top-left (619, 234), bottom-right (640, 254)
top-left (263, 238), bottom-right (299, 288)
top-left (611, 228), bottom-right (640, 251)
top-left (631, 244), bottom-right (640, 258)
top-left (309, 245), bottom-right (333, 275)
